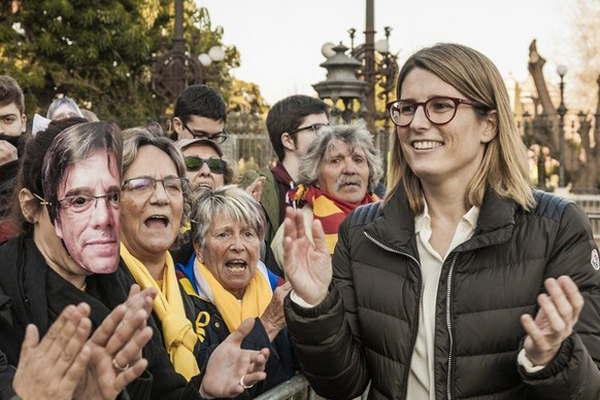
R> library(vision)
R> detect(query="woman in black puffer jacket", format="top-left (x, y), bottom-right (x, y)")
top-left (282, 43), bottom-right (600, 400)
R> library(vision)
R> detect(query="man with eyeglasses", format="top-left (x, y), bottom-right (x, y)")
top-left (171, 84), bottom-right (229, 143)
top-left (260, 95), bottom-right (329, 275)
top-left (176, 138), bottom-right (232, 191)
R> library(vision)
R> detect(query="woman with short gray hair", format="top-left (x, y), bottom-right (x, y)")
top-left (190, 185), bottom-right (266, 251)
top-left (176, 185), bottom-right (296, 397)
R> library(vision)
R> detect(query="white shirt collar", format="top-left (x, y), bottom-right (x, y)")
top-left (415, 199), bottom-right (480, 234)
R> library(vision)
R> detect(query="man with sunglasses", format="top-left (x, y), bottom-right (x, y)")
top-left (172, 84), bottom-right (229, 143)
top-left (176, 138), bottom-right (231, 191)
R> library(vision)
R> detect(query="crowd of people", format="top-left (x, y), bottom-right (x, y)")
top-left (0, 42), bottom-right (599, 400)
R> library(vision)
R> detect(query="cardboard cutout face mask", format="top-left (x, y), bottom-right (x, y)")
top-left (54, 149), bottom-right (121, 274)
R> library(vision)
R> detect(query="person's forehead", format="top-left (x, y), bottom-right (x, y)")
top-left (299, 112), bottom-right (328, 127)
top-left (400, 67), bottom-right (463, 100)
top-left (60, 150), bottom-right (120, 193)
top-left (51, 104), bottom-right (81, 120)
top-left (211, 214), bottom-right (243, 230)
top-left (0, 102), bottom-right (22, 117)
top-left (324, 139), bottom-right (365, 157)
top-left (125, 145), bottom-right (178, 178)
top-left (186, 115), bottom-right (224, 130)
top-left (183, 144), bottom-right (221, 158)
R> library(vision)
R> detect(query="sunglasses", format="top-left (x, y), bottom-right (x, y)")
top-left (184, 156), bottom-right (227, 174)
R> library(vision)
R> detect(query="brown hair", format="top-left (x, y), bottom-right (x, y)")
top-left (10, 117), bottom-right (88, 234)
top-left (0, 75), bottom-right (25, 113)
top-left (42, 122), bottom-right (123, 223)
top-left (386, 43), bottom-right (534, 213)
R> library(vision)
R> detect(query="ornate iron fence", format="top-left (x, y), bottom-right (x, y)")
top-left (568, 194), bottom-right (600, 243)
top-left (221, 133), bottom-right (277, 172)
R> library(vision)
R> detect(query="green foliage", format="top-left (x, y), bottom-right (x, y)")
top-left (0, 0), bottom-right (240, 127)
top-left (226, 79), bottom-right (269, 136)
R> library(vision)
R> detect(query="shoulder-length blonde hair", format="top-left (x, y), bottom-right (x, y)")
top-left (386, 43), bottom-right (534, 213)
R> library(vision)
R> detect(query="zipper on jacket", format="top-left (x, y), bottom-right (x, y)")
top-left (363, 231), bottom-right (422, 400)
top-left (446, 254), bottom-right (458, 400)
top-left (364, 231), bottom-right (420, 266)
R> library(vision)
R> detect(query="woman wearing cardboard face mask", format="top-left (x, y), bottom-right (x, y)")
top-left (0, 119), bottom-right (157, 400)
top-left (0, 121), bottom-right (269, 400)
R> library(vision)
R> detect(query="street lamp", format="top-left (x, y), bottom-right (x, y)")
top-left (317, 1), bottom-right (398, 132)
top-left (152, 0), bottom-right (225, 103)
top-left (556, 64), bottom-right (568, 187)
top-left (313, 43), bottom-right (368, 123)
top-left (198, 45), bottom-right (226, 67)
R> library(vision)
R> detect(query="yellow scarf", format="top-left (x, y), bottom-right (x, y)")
top-left (120, 243), bottom-right (200, 380)
top-left (194, 258), bottom-right (272, 333)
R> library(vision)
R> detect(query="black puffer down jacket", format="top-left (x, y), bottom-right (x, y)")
top-left (285, 187), bottom-right (600, 400)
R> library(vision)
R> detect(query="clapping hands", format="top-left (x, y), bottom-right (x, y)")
top-left (520, 276), bottom-right (584, 366)
top-left (200, 318), bottom-right (270, 397)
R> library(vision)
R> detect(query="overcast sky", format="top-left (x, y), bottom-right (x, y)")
top-left (199, 0), bottom-right (575, 105)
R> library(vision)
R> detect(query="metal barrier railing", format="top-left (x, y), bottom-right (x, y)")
top-left (588, 213), bottom-right (600, 241)
top-left (255, 375), bottom-right (311, 400)
top-left (255, 375), bottom-right (370, 400)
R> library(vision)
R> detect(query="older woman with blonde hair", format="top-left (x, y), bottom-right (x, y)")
top-left (283, 43), bottom-right (600, 400)
top-left (177, 185), bottom-right (295, 397)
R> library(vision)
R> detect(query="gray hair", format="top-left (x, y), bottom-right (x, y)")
top-left (122, 129), bottom-right (191, 244)
top-left (298, 123), bottom-right (383, 192)
top-left (190, 185), bottom-right (266, 250)
top-left (121, 122), bottom-right (166, 141)
top-left (122, 129), bottom-right (186, 178)
top-left (47, 96), bottom-right (84, 120)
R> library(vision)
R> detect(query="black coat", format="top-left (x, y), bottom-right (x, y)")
top-left (0, 350), bottom-right (14, 400)
top-left (0, 236), bottom-right (206, 400)
top-left (285, 188), bottom-right (600, 400)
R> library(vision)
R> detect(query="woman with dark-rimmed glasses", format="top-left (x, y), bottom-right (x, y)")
top-left (282, 43), bottom-right (600, 399)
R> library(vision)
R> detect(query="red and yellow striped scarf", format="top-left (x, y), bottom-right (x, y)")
top-left (291, 185), bottom-right (378, 253)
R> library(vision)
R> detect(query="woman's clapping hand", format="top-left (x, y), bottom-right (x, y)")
top-left (13, 303), bottom-right (93, 400)
top-left (200, 318), bottom-right (270, 398)
top-left (520, 276), bottom-right (585, 367)
top-left (74, 285), bottom-right (157, 400)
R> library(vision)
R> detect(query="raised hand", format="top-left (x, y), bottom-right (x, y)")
top-left (0, 140), bottom-right (18, 166)
top-left (200, 318), bottom-right (270, 398)
top-left (283, 207), bottom-right (332, 305)
top-left (74, 285), bottom-right (157, 400)
top-left (13, 303), bottom-right (92, 400)
top-left (260, 282), bottom-right (292, 341)
top-left (520, 276), bottom-right (584, 366)
top-left (245, 176), bottom-right (266, 202)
